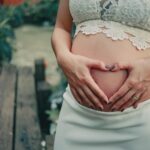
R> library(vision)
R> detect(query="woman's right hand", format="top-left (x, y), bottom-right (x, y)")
top-left (57, 52), bottom-right (110, 110)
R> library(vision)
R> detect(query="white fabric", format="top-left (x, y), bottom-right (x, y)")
top-left (69, 0), bottom-right (150, 50)
top-left (54, 84), bottom-right (150, 150)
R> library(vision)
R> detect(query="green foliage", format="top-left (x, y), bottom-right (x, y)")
top-left (0, 0), bottom-right (59, 63)
top-left (8, 6), bottom-right (25, 27)
top-left (23, 0), bottom-right (58, 25)
top-left (9, 0), bottom-right (59, 26)
top-left (0, 6), bottom-right (15, 63)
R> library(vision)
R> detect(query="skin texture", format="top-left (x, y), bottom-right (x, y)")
top-left (51, 0), bottom-right (150, 112)
top-left (108, 57), bottom-right (150, 111)
top-left (51, 0), bottom-right (111, 111)
top-left (71, 32), bottom-right (150, 111)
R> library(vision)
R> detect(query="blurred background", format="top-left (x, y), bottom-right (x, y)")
top-left (0, 0), bottom-right (70, 149)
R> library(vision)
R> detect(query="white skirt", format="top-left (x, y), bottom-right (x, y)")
top-left (54, 84), bottom-right (150, 150)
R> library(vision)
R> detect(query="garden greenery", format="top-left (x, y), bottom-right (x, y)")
top-left (0, 6), bottom-right (15, 63)
top-left (10, 0), bottom-right (59, 27)
top-left (0, 0), bottom-right (59, 63)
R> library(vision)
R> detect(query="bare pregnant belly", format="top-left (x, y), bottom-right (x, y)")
top-left (71, 32), bottom-right (150, 110)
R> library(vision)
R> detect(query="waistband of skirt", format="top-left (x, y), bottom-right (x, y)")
top-left (63, 84), bottom-right (150, 117)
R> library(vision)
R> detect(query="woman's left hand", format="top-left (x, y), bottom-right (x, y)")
top-left (108, 57), bottom-right (150, 111)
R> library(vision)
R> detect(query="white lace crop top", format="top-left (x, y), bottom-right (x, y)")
top-left (69, 0), bottom-right (150, 51)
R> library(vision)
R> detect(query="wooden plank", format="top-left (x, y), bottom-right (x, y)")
top-left (15, 67), bottom-right (42, 150)
top-left (0, 64), bottom-right (17, 150)
top-left (45, 135), bottom-right (54, 150)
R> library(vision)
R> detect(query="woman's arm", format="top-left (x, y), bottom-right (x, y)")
top-left (51, 0), bottom-right (110, 110)
top-left (51, 0), bottom-right (73, 62)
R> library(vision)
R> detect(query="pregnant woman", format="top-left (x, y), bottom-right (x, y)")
top-left (51, 0), bottom-right (150, 149)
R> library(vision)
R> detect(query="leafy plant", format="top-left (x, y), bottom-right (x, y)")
top-left (8, 6), bottom-right (25, 27)
top-left (0, 6), bottom-right (15, 63)
top-left (27, 0), bottom-right (58, 25)
top-left (9, 0), bottom-right (59, 26)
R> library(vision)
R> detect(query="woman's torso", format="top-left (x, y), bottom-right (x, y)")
top-left (69, 0), bottom-right (150, 111)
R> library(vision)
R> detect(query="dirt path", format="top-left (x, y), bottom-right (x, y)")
top-left (11, 25), bottom-right (61, 87)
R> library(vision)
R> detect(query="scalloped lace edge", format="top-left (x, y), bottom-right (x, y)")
top-left (74, 20), bottom-right (150, 51)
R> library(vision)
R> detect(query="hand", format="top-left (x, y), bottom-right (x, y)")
top-left (108, 57), bottom-right (150, 111)
top-left (58, 52), bottom-right (111, 110)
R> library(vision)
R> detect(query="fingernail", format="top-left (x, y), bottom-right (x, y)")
top-left (110, 98), bottom-right (116, 102)
top-left (105, 100), bottom-right (108, 104)
top-left (109, 97), bottom-right (113, 101)
top-left (121, 109), bottom-right (125, 112)
top-left (103, 97), bottom-right (109, 103)
top-left (105, 64), bottom-right (112, 70)
top-left (105, 64), bottom-right (111, 68)
top-left (108, 100), bottom-right (113, 104)
top-left (110, 66), bottom-right (117, 71)
top-left (111, 66), bottom-right (116, 70)
top-left (111, 108), bottom-right (116, 111)
top-left (111, 65), bottom-right (115, 69)
top-left (100, 105), bottom-right (104, 110)
top-left (107, 100), bottom-right (112, 104)
top-left (101, 106), bottom-right (104, 110)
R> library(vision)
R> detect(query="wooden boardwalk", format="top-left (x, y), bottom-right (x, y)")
top-left (0, 64), bottom-right (54, 150)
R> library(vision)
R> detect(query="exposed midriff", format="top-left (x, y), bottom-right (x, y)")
top-left (70, 32), bottom-right (150, 111)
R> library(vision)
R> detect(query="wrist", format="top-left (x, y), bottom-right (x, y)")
top-left (57, 50), bottom-right (73, 66)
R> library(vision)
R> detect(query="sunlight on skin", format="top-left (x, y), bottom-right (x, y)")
top-left (71, 32), bottom-right (150, 111)
top-left (90, 68), bottom-right (128, 99)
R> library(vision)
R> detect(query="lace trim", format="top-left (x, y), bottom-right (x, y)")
top-left (74, 19), bottom-right (150, 51)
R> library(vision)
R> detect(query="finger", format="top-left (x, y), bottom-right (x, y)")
top-left (105, 64), bottom-right (116, 70)
top-left (70, 87), bottom-right (82, 104)
top-left (120, 90), bottom-right (144, 112)
top-left (76, 87), bottom-right (96, 109)
top-left (129, 90), bottom-right (144, 110)
top-left (87, 59), bottom-right (109, 71)
top-left (111, 88), bottom-right (136, 111)
top-left (111, 61), bottom-right (133, 72)
top-left (117, 88), bottom-right (140, 111)
top-left (132, 88), bottom-right (147, 109)
top-left (82, 85), bottom-right (104, 110)
top-left (109, 79), bottom-right (131, 103)
top-left (85, 75), bottom-right (109, 103)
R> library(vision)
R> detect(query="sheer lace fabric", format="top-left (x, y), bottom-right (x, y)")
top-left (69, 0), bottom-right (150, 50)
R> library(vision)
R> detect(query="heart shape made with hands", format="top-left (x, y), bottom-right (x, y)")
top-left (90, 67), bottom-right (128, 100)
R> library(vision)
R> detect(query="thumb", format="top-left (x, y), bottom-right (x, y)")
top-left (87, 59), bottom-right (109, 71)
top-left (111, 61), bottom-right (133, 71)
